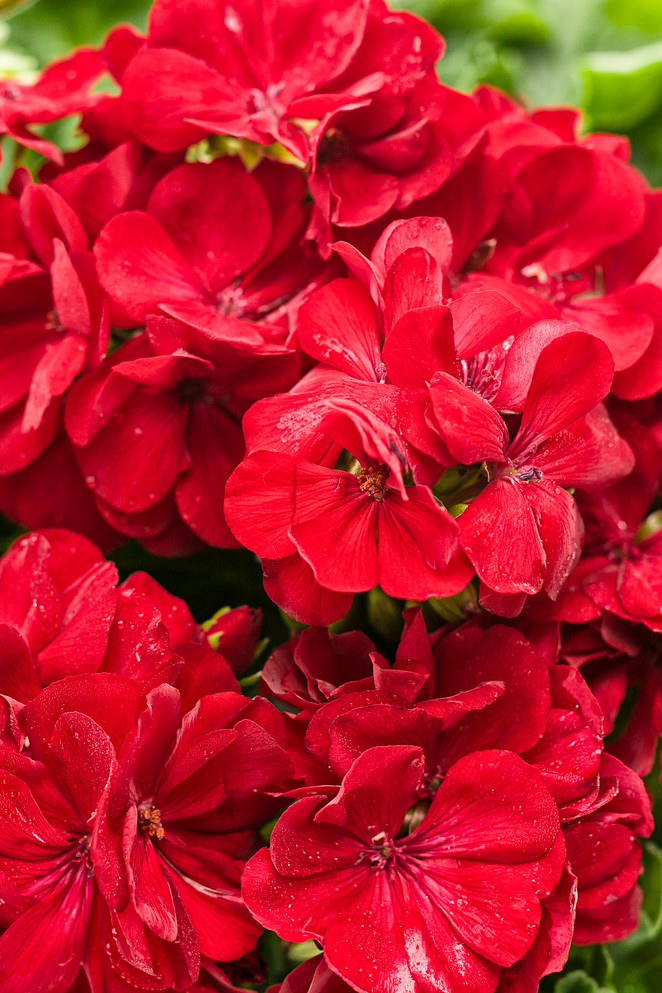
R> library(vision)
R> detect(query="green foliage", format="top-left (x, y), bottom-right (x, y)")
top-left (552, 972), bottom-right (611, 993)
top-left (582, 41), bottom-right (662, 131)
top-left (3, 0), bottom-right (149, 63)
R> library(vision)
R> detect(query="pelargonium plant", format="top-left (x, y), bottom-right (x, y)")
top-left (1, 0), bottom-right (662, 991)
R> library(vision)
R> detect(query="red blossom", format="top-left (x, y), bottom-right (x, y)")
top-left (120, 0), bottom-right (442, 162)
top-left (243, 745), bottom-right (564, 993)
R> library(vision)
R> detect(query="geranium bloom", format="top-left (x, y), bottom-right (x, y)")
top-left (243, 744), bottom-right (565, 993)
top-left (562, 617), bottom-right (662, 777)
top-left (0, 182), bottom-right (108, 473)
top-left (0, 528), bottom-right (118, 707)
top-left (94, 157), bottom-right (325, 349)
top-left (250, 612), bottom-right (652, 988)
top-left (225, 425), bottom-right (472, 624)
top-left (570, 411), bottom-right (662, 631)
top-left (0, 658), bottom-right (292, 991)
top-left (120, 0), bottom-right (442, 162)
top-left (565, 752), bottom-right (653, 944)
top-left (0, 527), bottom-right (204, 713)
top-left (0, 674), bottom-right (201, 993)
top-left (96, 681), bottom-right (293, 966)
top-left (423, 331), bottom-right (633, 598)
top-left (65, 317), bottom-right (299, 551)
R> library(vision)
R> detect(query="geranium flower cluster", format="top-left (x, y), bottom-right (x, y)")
top-left (1, 0), bottom-right (661, 601)
top-left (0, 528), bottom-right (285, 992)
top-left (0, 530), bottom-right (653, 993)
top-left (2, 0), bottom-right (662, 989)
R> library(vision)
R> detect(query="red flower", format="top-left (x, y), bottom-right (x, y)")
top-left (571, 411), bottom-right (662, 632)
top-left (0, 48), bottom-right (105, 163)
top-left (121, 0), bottom-right (441, 162)
top-left (0, 528), bottom-right (203, 712)
top-left (96, 682), bottom-right (293, 966)
top-left (65, 317), bottom-right (298, 550)
top-left (0, 183), bottom-right (108, 477)
top-left (243, 745), bottom-right (564, 993)
top-left (225, 442), bottom-right (471, 624)
top-left (0, 674), bottom-right (200, 993)
top-left (425, 332), bottom-right (633, 598)
top-left (565, 753), bottom-right (653, 944)
top-left (94, 157), bottom-right (324, 350)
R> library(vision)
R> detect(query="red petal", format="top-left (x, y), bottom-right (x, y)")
top-left (412, 750), bottom-right (559, 861)
top-left (147, 160), bottom-right (270, 292)
top-left (534, 405), bottom-right (634, 489)
top-left (94, 211), bottom-right (206, 322)
top-left (383, 249), bottom-right (445, 328)
top-left (123, 48), bottom-right (239, 151)
top-left (523, 480), bottom-right (583, 600)
top-left (510, 333), bottom-right (614, 456)
top-left (75, 387), bottom-right (187, 513)
top-left (315, 745), bottom-right (424, 838)
top-left (171, 869), bottom-right (262, 960)
top-left (375, 216), bottom-right (453, 276)
top-left (0, 626), bottom-right (40, 703)
top-left (429, 372), bottom-right (508, 464)
top-left (224, 451), bottom-right (298, 559)
top-left (297, 279), bottom-right (381, 381)
top-left (494, 319), bottom-right (577, 412)
top-left (0, 874), bottom-right (92, 993)
top-left (459, 478), bottom-right (545, 595)
top-left (450, 290), bottom-right (520, 360)
top-left (175, 403), bottom-right (244, 547)
top-left (262, 554), bottom-right (353, 625)
top-left (376, 487), bottom-right (468, 600)
top-left (430, 623), bottom-right (551, 754)
top-left (49, 712), bottom-right (115, 824)
top-left (290, 472), bottom-right (379, 593)
top-left (383, 306), bottom-right (457, 387)
top-left (566, 285), bottom-right (654, 372)
top-left (130, 833), bottom-right (178, 942)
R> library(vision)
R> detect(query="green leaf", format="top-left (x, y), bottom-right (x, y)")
top-left (639, 843), bottom-right (662, 941)
top-left (5, 0), bottom-right (149, 65)
top-left (581, 42), bottom-right (662, 130)
top-left (287, 941), bottom-right (320, 965)
top-left (600, 844), bottom-right (662, 993)
top-left (604, 0), bottom-right (662, 35)
top-left (483, 0), bottom-right (549, 44)
top-left (553, 970), bottom-right (612, 993)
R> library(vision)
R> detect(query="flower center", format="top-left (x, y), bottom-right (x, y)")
top-left (73, 836), bottom-right (94, 874)
top-left (249, 81), bottom-right (285, 116)
top-left (319, 128), bottom-right (351, 165)
top-left (459, 340), bottom-right (512, 402)
top-left (357, 830), bottom-right (395, 869)
top-left (138, 806), bottom-right (164, 841)
top-left (177, 377), bottom-right (208, 403)
top-left (46, 309), bottom-right (65, 333)
top-left (358, 464), bottom-right (390, 501)
top-left (500, 461), bottom-right (543, 484)
top-left (518, 263), bottom-right (592, 307)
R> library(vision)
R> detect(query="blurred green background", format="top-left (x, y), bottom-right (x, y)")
top-left (3, 1), bottom-right (662, 991)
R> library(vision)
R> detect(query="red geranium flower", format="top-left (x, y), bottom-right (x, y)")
top-left (120, 0), bottom-right (442, 162)
top-left (225, 431), bottom-right (472, 625)
top-left (94, 157), bottom-right (325, 350)
top-left (243, 744), bottom-right (564, 993)
top-left (65, 317), bottom-right (298, 551)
